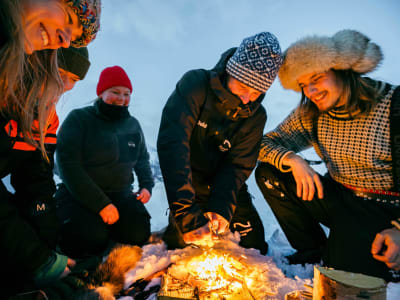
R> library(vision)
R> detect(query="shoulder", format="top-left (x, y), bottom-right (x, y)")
top-left (176, 69), bottom-right (209, 94)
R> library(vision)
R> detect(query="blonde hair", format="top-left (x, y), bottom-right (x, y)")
top-left (0, 0), bottom-right (63, 160)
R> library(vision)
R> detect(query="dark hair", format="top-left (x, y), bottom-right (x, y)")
top-left (298, 69), bottom-right (380, 119)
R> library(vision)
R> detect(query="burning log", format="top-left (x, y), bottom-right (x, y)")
top-left (313, 266), bottom-right (386, 300)
top-left (157, 247), bottom-right (273, 299)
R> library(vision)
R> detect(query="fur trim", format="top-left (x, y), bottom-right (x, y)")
top-left (278, 29), bottom-right (383, 91)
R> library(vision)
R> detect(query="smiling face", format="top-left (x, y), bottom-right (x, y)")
top-left (297, 69), bottom-right (345, 112)
top-left (100, 86), bottom-right (132, 106)
top-left (21, 0), bottom-right (83, 54)
top-left (227, 76), bottom-right (262, 105)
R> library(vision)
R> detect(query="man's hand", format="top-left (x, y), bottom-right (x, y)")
top-left (99, 203), bottom-right (119, 225)
top-left (205, 212), bottom-right (229, 238)
top-left (282, 153), bottom-right (324, 201)
top-left (136, 188), bottom-right (151, 204)
top-left (371, 227), bottom-right (400, 270)
top-left (182, 223), bottom-right (212, 245)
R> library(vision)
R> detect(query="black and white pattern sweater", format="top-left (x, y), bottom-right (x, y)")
top-left (259, 81), bottom-right (398, 190)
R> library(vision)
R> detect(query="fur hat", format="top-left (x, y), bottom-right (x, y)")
top-left (57, 46), bottom-right (90, 79)
top-left (278, 29), bottom-right (383, 91)
top-left (63, 0), bottom-right (101, 47)
top-left (226, 32), bottom-right (283, 93)
top-left (96, 66), bottom-right (132, 96)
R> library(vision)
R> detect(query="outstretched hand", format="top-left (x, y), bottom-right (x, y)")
top-left (205, 211), bottom-right (229, 238)
top-left (99, 203), bottom-right (119, 225)
top-left (371, 227), bottom-right (400, 270)
top-left (182, 223), bottom-right (212, 245)
top-left (282, 153), bottom-right (324, 201)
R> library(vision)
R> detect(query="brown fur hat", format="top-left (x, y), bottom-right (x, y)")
top-left (278, 29), bottom-right (383, 91)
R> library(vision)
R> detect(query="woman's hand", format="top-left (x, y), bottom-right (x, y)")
top-left (282, 153), bottom-right (324, 201)
top-left (371, 227), bottom-right (400, 270)
top-left (99, 203), bottom-right (119, 225)
top-left (136, 188), bottom-right (151, 204)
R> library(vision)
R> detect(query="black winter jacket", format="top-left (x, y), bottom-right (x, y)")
top-left (56, 99), bottom-right (154, 214)
top-left (157, 48), bottom-right (267, 234)
top-left (0, 113), bottom-right (59, 276)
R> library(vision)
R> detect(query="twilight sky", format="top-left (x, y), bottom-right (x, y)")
top-left (57, 0), bottom-right (400, 148)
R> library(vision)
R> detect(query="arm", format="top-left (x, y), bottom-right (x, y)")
top-left (207, 110), bottom-right (267, 224)
top-left (157, 70), bottom-right (209, 234)
top-left (56, 111), bottom-right (112, 214)
top-left (259, 108), bottom-right (323, 200)
top-left (133, 125), bottom-right (154, 204)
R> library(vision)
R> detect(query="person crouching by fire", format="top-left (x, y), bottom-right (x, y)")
top-left (157, 32), bottom-right (283, 254)
top-left (2, 45), bottom-right (90, 297)
top-left (55, 66), bottom-right (154, 259)
top-left (255, 29), bottom-right (400, 282)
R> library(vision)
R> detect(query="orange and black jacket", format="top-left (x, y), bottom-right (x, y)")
top-left (0, 112), bottom-right (60, 278)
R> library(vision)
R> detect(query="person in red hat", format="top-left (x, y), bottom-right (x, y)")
top-left (55, 65), bottom-right (154, 259)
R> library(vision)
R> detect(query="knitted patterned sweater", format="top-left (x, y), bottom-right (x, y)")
top-left (259, 81), bottom-right (398, 190)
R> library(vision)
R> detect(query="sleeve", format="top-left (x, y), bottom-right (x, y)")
top-left (208, 109), bottom-right (267, 222)
top-left (133, 125), bottom-right (154, 194)
top-left (0, 180), bottom-right (53, 275)
top-left (56, 111), bottom-right (111, 214)
top-left (259, 107), bottom-right (315, 171)
top-left (157, 70), bottom-right (209, 234)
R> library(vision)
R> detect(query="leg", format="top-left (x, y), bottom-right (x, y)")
top-left (230, 183), bottom-right (268, 254)
top-left (326, 190), bottom-right (400, 281)
top-left (111, 193), bottom-right (151, 246)
top-left (55, 186), bottom-right (110, 258)
top-left (255, 162), bottom-right (332, 252)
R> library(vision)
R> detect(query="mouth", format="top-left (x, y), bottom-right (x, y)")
top-left (39, 23), bottom-right (50, 47)
top-left (312, 91), bottom-right (327, 103)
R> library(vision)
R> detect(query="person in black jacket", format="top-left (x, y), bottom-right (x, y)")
top-left (56, 65), bottom-right (154, 259)
top-left (157, 32), bottom-right (283, 254)
top-left (1, 45), bottom-right (90, 296)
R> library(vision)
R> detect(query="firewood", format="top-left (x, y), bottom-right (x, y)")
top-left (313, 266), bottom-right (386, 300)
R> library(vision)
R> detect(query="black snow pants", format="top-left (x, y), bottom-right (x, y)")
top-left (55, 185), bottom-right (151, 259)
top-left (163, 183), bottom-right (268, 255)
top-left (255, 162), bottom-right (400, 282)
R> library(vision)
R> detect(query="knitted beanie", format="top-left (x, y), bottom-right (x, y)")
top-left (57, 46), bottom-right (90, 79)
top-left (226, 32), bottom-right (283, 93)
top-left (96, 66), bottom-right (132, 96)
top-left (63, 0), bottom-right (101, 47)
top-left (278, 29), bottom-right (383, 92)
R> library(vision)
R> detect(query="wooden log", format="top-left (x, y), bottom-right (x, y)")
top-left (313, 266), bottom-right (386, 300)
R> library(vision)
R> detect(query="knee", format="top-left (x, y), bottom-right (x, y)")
top-left (255, 163), bottom-right (282, 190)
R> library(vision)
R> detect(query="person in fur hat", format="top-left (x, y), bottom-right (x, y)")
top-left (157, 32), bottom-right (283, 254)
top-left (255, 29), bottom-right (400, 281)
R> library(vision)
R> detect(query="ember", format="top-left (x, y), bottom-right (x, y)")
top-left (158, 247), bottom-right (273, 299)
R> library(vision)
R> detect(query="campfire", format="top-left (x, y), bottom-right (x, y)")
top-left (157, 241), bottom-right (277, 299)
top-left (124, 232), bottom-right (310, 300)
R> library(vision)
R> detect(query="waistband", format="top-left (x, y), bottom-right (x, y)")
top-left (343, 184), bottom-right (400, 207)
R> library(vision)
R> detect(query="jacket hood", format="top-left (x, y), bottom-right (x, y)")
top-left (209, 48), bottom-right (265, 120)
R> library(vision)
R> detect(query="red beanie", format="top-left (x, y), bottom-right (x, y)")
top-left (96, 66), bottom-right (133, 96)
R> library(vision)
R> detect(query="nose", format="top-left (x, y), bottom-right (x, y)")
top-left (57, 29), bottom-right (71, 48)
top-left (240, 93), bottom-right (250, 105)
top-left (305, 83), bottom-right (318, 98)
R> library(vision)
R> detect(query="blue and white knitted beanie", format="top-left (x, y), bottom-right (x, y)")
top-left (226, 32), bottom-right (283, 93)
